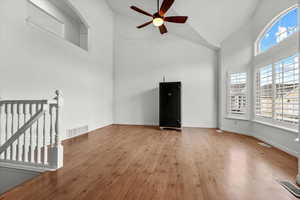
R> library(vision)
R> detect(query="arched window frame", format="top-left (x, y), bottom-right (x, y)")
top-left (253, 4), bottom-right (300, 132)
top-left (255, 5), bottom-right (298, 56)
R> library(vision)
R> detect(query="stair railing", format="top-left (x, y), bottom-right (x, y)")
top-left (0, 90), bottom-right (63, 171)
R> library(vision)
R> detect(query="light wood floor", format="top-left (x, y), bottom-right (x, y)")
top-left (0, 125), bottom-right (298, 200)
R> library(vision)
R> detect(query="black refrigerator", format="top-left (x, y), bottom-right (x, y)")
top-left (159, 82), bottom-right (182, 130)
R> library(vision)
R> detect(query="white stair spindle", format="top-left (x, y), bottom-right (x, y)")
top-left (17, 103), bottom-right (21, 161)
top-left (10, 103), bottom-right (15, 160)
top-left (35, 103), bottom-right (40, 163)
top-left (23, 103), bottom-right (28, 162)
top-left (4, 103), bottom-right (8, 159)
top-left (42, 103), bottom-right (47, 165)
top-left (29, 103), bottom-right (33, 162)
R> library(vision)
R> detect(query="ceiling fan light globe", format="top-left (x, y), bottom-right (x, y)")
top-left (153, 18), bottom-right (164, 27)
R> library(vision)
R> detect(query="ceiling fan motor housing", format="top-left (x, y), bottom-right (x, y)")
top-left (153, 12), bottom-right (163, 19)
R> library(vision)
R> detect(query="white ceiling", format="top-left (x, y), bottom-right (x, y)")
top-left (106, 0), bottom-right (260, 48)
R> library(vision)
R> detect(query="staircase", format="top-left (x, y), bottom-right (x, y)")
top-left (0, 91), bottom-right (63, 172)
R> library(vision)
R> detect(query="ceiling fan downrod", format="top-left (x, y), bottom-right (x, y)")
top-left (157, 0), bottom-right (160, 14)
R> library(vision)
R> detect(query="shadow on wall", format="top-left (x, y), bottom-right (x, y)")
top-left (140, 87), bottom-right (159, 126)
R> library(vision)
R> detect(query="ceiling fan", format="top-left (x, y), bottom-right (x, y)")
top-left (130, 0), bottom-right (188, 35)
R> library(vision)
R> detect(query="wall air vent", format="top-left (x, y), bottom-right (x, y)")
top-left (66, 125), bottom-right (89, 138)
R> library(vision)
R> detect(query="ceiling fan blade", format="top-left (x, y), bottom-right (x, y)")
top-left (137, 21), bottom-right (153, 29)
top-left (159, 24), bottom-right (168, 34)
top-left (164, 16), bottom-right (188, 23)
top-left (130, 6), bottom-right (153, 17)
top-left (159, 0), bottom-right (175, 16)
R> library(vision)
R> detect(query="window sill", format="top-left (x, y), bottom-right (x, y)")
top-left (225, 116), bottom-right (249, 121)
top-left (253, 120), bottom-right (298, 134)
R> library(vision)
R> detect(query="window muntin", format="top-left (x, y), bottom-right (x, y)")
top-left (255, 54), bottom-right (299, 129)
top-left (228, 72), bottom-right (247, 116)
top-left (274, 55), bottom-right (299, 125)
top-left (255, 65), bottom-right (273, 118)
top-left (258, 7), bottom-right (298, 54)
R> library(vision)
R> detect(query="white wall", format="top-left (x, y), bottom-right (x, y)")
top-left (0, 0), bottom-right (114, 139)
top-left (220, 0), bottom-right (299, 156)
top-left (114, 15), bottom-right (217, 127)
top-left (219, 24), bottom-right (253, 135)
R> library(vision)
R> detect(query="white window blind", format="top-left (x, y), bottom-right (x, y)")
top-left (274, 55), bottom-right (299, 125)
top-left (255, 65), bottom-right (273, 118)
top-left (255, 54), bottom-right (299, 129)
top-left (228, 72), bottom-right (247, 116)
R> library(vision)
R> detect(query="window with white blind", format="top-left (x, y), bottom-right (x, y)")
top-left (227, 72), bottom-right (248, 117)
top-left (255, 65), bottom-right (273, 118)
top-left (255, 54), bottom-right (299, 129)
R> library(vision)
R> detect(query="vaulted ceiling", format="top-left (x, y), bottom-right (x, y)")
top-left (106, 0), bottom-right (260, 48)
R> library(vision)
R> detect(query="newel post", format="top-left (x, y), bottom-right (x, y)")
top-left (49, 90), bottom-right (64, 169)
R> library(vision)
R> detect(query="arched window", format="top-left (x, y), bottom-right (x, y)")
top-left (254, 5), bottom-right (300, 131)
top-left (256, 6), bottom-right (298, 55)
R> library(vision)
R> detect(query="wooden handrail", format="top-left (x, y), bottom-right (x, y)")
top-left (0, 108), bottom-right (46, 155)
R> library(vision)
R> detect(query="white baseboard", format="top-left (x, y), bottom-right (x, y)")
top-left (219, 127), bottom-right (298, 157)
top-left (221, 127), bottom-right (250, 136)
top-left (113, 122), bottom-right (157, 126)
top-left (88, 122), bottom-right (113, 132)
top-left (254, 134), bottom-right (298, 157)
top-left (113, 122), bottom-right (217, 128)
top-left (183, 122), bottom-right (217, 128)
top-left (63, 122), bottom-right (113, 140)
